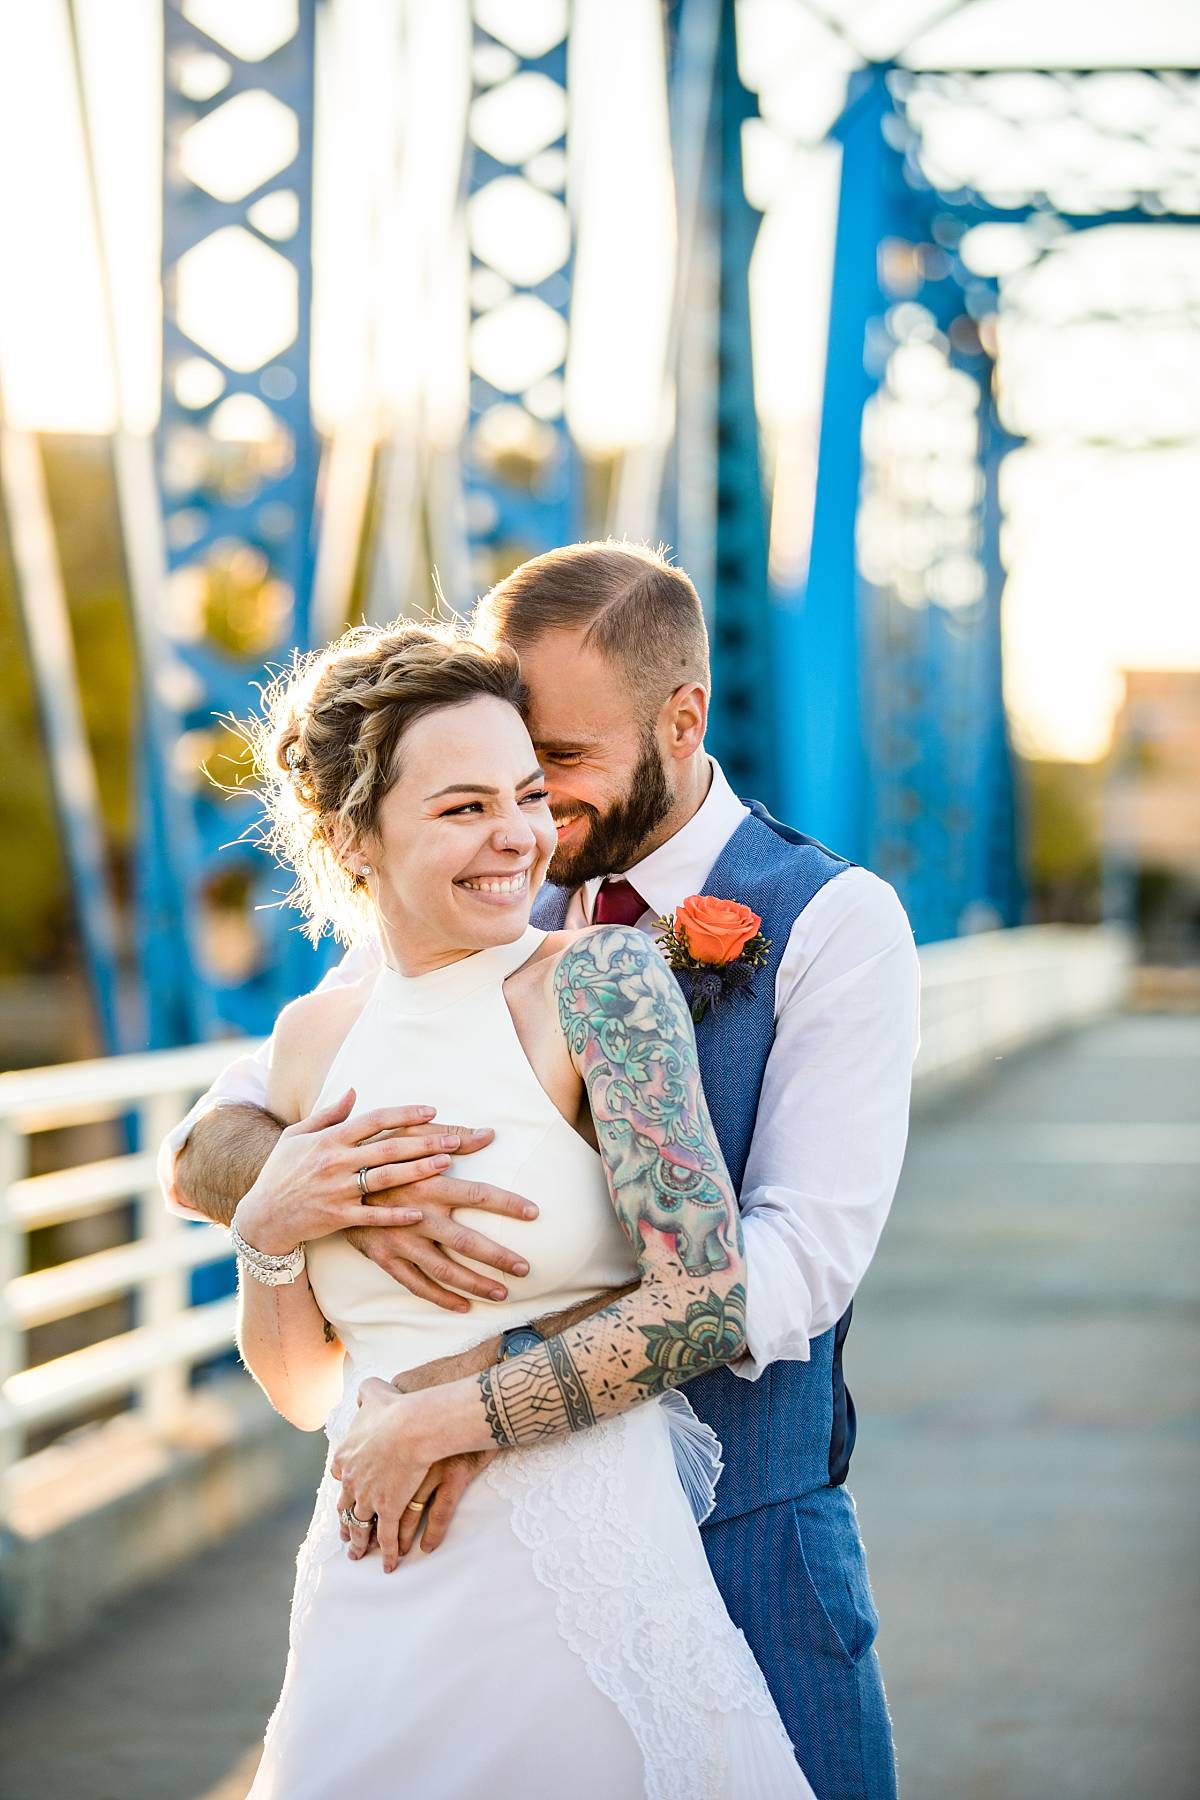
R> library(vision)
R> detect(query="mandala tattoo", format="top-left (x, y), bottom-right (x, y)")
top-left (633, 1284), bottom-right (748, 1389)
top-left (476, 926), bottom-right (748, 1451)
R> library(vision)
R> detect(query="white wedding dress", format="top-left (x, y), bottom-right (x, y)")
top-left (248, 926), bottom-right (814, 1800)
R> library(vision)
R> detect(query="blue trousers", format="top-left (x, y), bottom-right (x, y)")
top-left (701, 1484), bottom-right (898, 1800)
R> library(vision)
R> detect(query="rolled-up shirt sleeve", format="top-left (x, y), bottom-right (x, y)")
top-left (730, 868), bottom-right (921, 1380)
top-left (158, 941), bottom-right (380, 1217)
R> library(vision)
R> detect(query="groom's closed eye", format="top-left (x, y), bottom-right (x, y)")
top-left (537, 748), bottom-right (587, 767)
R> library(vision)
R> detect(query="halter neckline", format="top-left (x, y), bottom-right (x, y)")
top-left (375, 923), bottom-right (546, 1016)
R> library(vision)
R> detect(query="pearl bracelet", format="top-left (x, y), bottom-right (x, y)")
top-left (231, 1213), bottom-right (306, 1286)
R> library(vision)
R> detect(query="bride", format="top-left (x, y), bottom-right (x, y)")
top-left (231, 620), bottom-right (815, 1799)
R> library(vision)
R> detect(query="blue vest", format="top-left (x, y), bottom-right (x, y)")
top-left (532, 801), bottom-right (855, 1524)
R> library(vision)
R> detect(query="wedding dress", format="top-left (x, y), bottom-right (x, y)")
top-left (248, 925), bottom-right (814, 1800)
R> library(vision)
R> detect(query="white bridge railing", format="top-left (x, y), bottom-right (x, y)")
top-left (0, 924), bottom-right (1132, 1510)
top-left (913, 923), bottom-right (1132, 1092)
top-left (0, 1040), bottom-right (253, 1492)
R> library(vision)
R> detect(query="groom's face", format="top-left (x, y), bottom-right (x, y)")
top-left (514, 628), bottom-right (674, 887)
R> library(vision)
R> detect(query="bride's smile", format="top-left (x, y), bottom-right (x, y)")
top-left (455, 867), bottom-right (531, 900)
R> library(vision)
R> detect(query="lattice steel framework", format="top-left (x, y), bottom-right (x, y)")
top-left (784, 55), bottom-right (1199, 939)
top-left (459, 4), bottom-right (578, 604)
top-left (156, 0), bottom-right (320, 1039)
top-left (703, 0), bottom-right (777, 801)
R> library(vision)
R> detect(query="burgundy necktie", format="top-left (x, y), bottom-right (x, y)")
top-left (593, 878), bottom-right (647, 927)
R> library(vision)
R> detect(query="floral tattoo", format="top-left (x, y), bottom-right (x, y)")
top-left (477, 927), bottom-right (747, 1449)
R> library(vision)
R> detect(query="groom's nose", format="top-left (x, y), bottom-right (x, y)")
top-left (541, 769), bottom-right (585, 810)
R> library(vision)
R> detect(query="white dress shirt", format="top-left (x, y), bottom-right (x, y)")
top-left (159, 759), bottom-right (920, 1380)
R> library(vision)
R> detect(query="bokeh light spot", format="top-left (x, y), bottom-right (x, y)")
top-left (178, 90), bottom-right (298, 204)
top-left (175, 226), bottom-right (298, 372)
top-left (182, 0), bottom-right (298, 64)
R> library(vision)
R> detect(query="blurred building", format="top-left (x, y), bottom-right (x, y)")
top-left (1108, 669), bottom-right (1200, 962)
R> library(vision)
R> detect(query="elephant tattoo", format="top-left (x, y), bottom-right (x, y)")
top-left (597, 1116), bottom-right (736, 1275)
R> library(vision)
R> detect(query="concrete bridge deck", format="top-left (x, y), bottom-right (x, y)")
top-left (1, 1011), bottom-right (1197, 1799)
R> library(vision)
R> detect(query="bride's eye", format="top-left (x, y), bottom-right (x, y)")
top-left (442, 801), bottom-right (484, 815)
top-left (520, 788), bottom-right (550, 804)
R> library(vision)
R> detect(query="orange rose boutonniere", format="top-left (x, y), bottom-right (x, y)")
top-left (655, 895), bottom-right (771, 1023)
top-left (674, 896), bottom-right (760, 964)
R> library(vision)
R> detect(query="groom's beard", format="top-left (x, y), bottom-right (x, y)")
top-left (548, 731), bottom-right (674, 890)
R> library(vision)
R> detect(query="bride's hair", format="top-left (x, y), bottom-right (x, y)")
top-left (247, 618), bottom-right (526, 944)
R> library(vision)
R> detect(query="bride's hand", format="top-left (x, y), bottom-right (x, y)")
top-left (330, 1377), bottom-right (439, 1574)
top-left (231, 1087), bottom-right (461, 1257)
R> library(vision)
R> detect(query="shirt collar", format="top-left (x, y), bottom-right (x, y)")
top-left (581, 758), bottom-right (749, 922)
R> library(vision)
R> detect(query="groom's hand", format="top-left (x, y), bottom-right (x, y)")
top-left (369, 1290), bottom-right (631, 1552)
top-left (391, 1340), bottom-right (501, 1555)
top-left (396, 1449), bottom-right (499, 1556)
top-left (345, 1137), bottom-right (539, 1312)
top-left (336, 1338), bottom-right (504, 1553)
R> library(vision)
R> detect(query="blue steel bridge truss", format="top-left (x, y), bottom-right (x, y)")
top-left (460, 8), bottom-right (578, 602)
top-left (11, 2), bottom-right (1199, 1051)
top-left (786, 57), bottom-right (1199, 939)
top-left (789, 65), bottom-right (1023, 941)
top-left (153, 0), bottom-right (322, 1043)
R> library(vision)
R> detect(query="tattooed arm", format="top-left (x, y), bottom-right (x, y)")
top-left (331, 927), bottom-right (747, 1556)
top-left (475, 925), bottom-right (747, 1441)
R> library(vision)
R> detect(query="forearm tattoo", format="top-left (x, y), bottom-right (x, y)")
top-left (477, 927), bottom-right (747, 1450)
top-left (480, 1337), bottom-right (596, 1443)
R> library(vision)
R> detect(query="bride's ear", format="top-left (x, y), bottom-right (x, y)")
top-left (327, 821), bottom-right (371, 888)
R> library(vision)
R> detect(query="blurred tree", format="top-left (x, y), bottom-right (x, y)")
top-left (0, 438), bottom-right (134, 1049)
top-left (40, 436), bottom-right (136, 869)
top-left (0, 506), bottom-right (68, 975)
top-left (1021, 755), bottom-right (1103, 924)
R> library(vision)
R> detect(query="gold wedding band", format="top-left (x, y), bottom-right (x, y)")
top-left (406, 1500), bottom-right (426, 1513)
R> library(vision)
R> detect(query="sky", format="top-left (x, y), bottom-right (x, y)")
top-left (0, 0), bottom-right (1198, 761)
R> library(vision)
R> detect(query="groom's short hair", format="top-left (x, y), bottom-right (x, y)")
top-left (473, 541), bottom-right (711, 713)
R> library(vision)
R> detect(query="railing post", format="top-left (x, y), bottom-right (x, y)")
top-left (0, 1117), bottom-right (25, 1513)
top-left (135, 1092), bottom-right (189, 1432)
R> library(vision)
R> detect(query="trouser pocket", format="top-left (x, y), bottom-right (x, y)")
top-left (787, 1485), bottom-right (880, 1669)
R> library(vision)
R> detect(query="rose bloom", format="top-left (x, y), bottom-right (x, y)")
top-left (674, 895), bottom-right (761, 965)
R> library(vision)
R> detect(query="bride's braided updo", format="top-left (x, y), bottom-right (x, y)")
top-left (250, 619), bottom-right (526, 945)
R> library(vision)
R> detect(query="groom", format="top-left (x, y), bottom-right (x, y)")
top-left (162, 541), bottom-right (918, 1799)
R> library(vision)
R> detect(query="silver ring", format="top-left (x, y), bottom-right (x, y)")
top-left (343, 1502), bottom-right (374, 1529)
top-left (356, 1166), bottom-right (369, 1199)
top-left (406, 1499), bottom-right (426, 1513)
